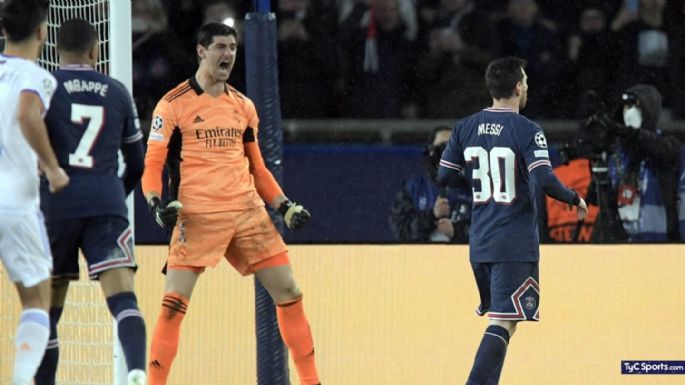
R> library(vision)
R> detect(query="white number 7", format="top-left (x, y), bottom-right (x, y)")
top-left (69, 103), bottom-right (104, 168)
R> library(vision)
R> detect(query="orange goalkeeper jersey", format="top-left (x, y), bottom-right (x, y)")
top-left (142, 76), bottom-right (264, 213)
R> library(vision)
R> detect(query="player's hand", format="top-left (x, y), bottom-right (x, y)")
top-left (433, 197), bottom-right (450, 218)
top-left (278, 200), bottom-right (310, 230)
top-left (148, 197), bottom-right (183, 230)
top-left (44, 166), bottom-right (70, 193)
top-left (575, 197), bottom-right (588, 221)
top-left (436, 218), bottom-right (455, 239)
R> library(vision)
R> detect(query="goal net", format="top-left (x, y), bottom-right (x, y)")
top-left (0, 1), bottom-right (132, 384)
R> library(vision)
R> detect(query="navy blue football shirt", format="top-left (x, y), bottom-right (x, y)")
top-left (41, 65), bottom-right (143, 221)
top-left (439, 107), bottom-right (577, 262)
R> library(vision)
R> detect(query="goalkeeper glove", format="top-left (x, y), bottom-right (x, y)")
top-left (278, 200), bottom-right (310, 230)
top-left (148, 197), bottom-right (183, 230)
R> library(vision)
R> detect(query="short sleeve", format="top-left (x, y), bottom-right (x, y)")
top-left (521, 122), bottom-right (552, 173)
top-left (20, 67), bottom-right (57, 113)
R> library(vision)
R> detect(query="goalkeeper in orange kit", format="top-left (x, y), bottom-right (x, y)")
top-left (141, 23), bottom-right (320, 385)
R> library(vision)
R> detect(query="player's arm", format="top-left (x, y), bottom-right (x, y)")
top-left (525, 128), bottom-right (587, 220)
top-left (17, 91), bottom-right (69, 192)
top-left (121, 141), bottom-right (144, 196)
top-left (529, 166), bottom-right (579, 205)
top-left (140, 100), bottom-right (182, 229)
top-left (243, 99), bottom-right (309, 230)
top-left (436, 123), bottom-right (466, 187)
top-left (243, 130), bottom-right (310, 230)
top-left (120, 91), bottom-right (145, 196)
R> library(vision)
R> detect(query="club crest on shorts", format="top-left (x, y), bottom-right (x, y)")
top-left (524, 296), bottom-right (536, 310)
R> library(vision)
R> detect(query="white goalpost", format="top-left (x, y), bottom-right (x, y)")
top-left (0, 1), bottom-right (132, 384)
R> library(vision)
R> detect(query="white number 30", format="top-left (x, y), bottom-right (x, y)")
top-left (68, 103), bottom-right (104, 168)
top-left (463, 146), bottom-right (516, 204)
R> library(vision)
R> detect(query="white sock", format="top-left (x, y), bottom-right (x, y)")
top-left (128, 368), bottom-right (147, 385)
top-left (12, 308), bottom-right (50, 385)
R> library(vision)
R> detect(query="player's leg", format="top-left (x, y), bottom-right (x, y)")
top-left (483, 320), bottom-right (516, 385)
top-left (13, 280), bottom-right (52, 385)
top-left (34, 280), bottom-right (69, 385)
top-left (466, 319), bottom-right (516, 385)
top-left (466, 262), bottom-right (539, 385)
top-left (466, 262), bottom-right (508, 385)
top-left (99, 268), bottom-right (147, 385)
top-left (254, 260), bottom-right (320, 385)
top-left (147, 268), bottom-right (200, 385)
top-left (0, 211), bottom-right (53, 385)
top-left (35, 217), bottom-right (81, 385)
top-left (81, 216), bottom-right (146, 385)
top-left (228, 207), bottom-right (320, 385)
top-left (148, 211), bottom-right (224, 385)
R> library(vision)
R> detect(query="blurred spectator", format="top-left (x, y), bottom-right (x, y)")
top-left (161, 0), bottom-right (202, 49)
top-left (338, 0), bottom-right (419, 118)
top-left (199, 0), bottom-right (247, 92)
top-left (132, 0), bottom-right (190, 127)
top-left (561, 7), bottom-right (620, 117)
top-left (389, 126), bottom-right (471, 243)
top-left (276, 0), bottom-right (339, 118)
top-left (592, 84), bottom-right (683, 242)
top-left (613, 0), bottom-right (685, 118)
top-left (496, 0), bottom-right (563, 117)
top-left (202, 1), bottom-right (243, 40)
top-left (416, 0), bottom-right (499, 118)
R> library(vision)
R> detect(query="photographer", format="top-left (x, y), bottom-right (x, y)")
top-left (592, 84), bottom-right (683, 242)
top-left (389, 126), bottom-right (471, 243)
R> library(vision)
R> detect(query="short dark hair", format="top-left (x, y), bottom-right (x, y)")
top-left (485, 56), bottom-right (527, 100)
top-left (57, 18), bottom-right (98, 54)
top-left (428, 125), bottom-right (451, 145)
top-left (0, 0), bottom-right (48, 42)
top-left (197, 23), bottom-right (237, 48)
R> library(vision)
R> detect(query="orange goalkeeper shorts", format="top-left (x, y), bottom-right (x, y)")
top-left (167, 206), bottom-right (288, 275)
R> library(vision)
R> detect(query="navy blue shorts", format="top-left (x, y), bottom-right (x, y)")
top-left (46, 216), bottom-right (136, 280)
top-left (471, 262), bottom-right (539, 321)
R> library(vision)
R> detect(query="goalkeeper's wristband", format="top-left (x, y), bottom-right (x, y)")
top-left (148, 197), bottom-right (162, 213)
top-left (278, 200), bottom-right (294, 217)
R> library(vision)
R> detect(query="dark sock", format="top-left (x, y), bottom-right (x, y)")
top-left (34, 307), bottom-right (64, 385)
top-left (106, 292), bottom-right (147, 371)
top-left (466, 325), bottom-right (510, 385)
top-left (485, 361), bottom-right (504, 385)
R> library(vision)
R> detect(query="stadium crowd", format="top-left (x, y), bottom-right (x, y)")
top-left (131, 0), bottom-right (685, 122)
top-left (129, 0), bottom-right (685, 245)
